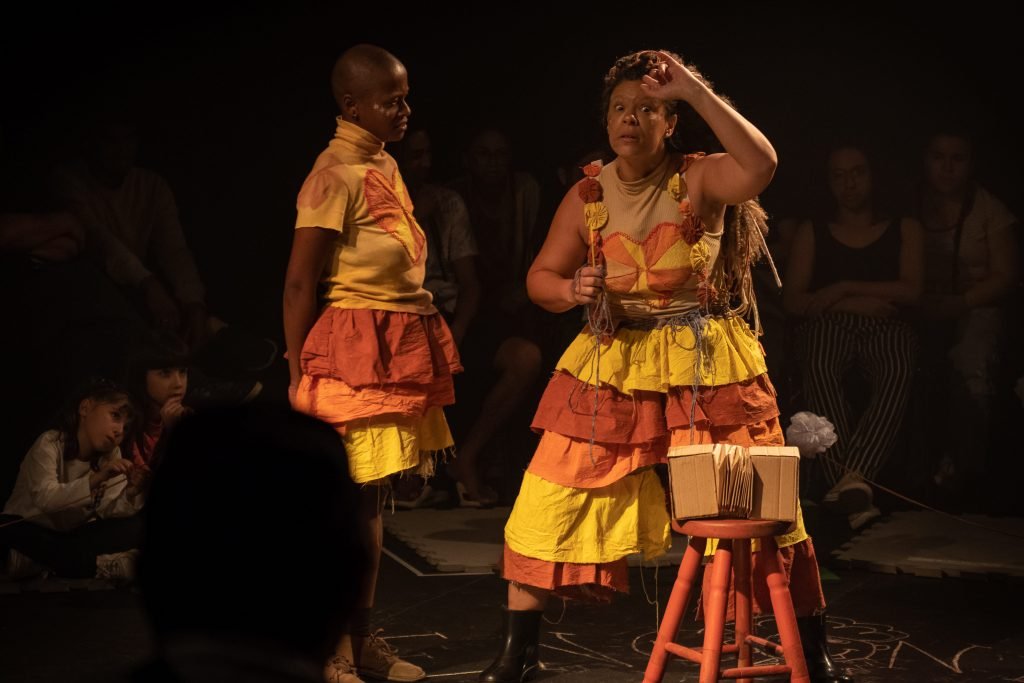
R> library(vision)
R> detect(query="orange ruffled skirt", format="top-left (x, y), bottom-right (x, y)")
top-left (293, 306), bottom-right (462, 484)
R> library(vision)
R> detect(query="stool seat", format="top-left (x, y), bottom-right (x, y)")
top-left (644, 517), bottom-right (809, 683)
top-left (677, 518), bottom-right (791, 540)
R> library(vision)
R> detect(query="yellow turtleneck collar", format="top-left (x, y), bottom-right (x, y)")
top-left (334, 116), bottom-right (385, 158)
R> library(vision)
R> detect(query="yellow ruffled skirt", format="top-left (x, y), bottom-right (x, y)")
top-left (503, 315), bottom-right (807, 598)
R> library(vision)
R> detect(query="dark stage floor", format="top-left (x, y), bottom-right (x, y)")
top-left (4, 525), bottom-right (1024, 683)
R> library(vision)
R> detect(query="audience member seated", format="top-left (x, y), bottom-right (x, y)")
top-left (783, 140), bottom-right (923, 529)
top-left (123, 333), bottom-right (193, 487)
top-left (912, 125), bottom-right (1020, 504)
top-left (0, 378), bottom-right (144, 580)
top-left (1, 131), bottom-right (148, 480)
top-left (391, 129), bottom-right (479, 508)
top-left (52, 109), bottom-right (275, 387)
top-left (439, 129), bottom-right (545, 506)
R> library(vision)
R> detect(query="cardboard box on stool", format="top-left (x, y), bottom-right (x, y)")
top-left (667, 444), bottom-right (800, 523)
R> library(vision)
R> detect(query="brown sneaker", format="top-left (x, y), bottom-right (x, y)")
top-left (356, 631), bottom-right (426, 682)
top-left (324, 652), bottom-right (365, 683)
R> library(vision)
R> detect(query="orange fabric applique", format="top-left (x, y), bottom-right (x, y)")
top-left (602, 222), bottom-right (694, 307)
top-left (363, 168), bottom-right (425, 263)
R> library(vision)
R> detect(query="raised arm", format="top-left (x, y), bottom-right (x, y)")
top-left (642, 51), bottom-right (777, 216)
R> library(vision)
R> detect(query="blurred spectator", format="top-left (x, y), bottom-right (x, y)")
top-left (123, 333), bottom-right (193, 483)
top-left (445, 129), bottom-right (546, 506)
top-left (1, 125), bottom-right (148, 483)
top-left (912, 126), bottom-right (1020, 501)
top-left (52, 110), bottom-right (276, 382)
top-left (784, 141), bottom-right (923, 528)
top-left (392, 129), bottom-right (479, 508)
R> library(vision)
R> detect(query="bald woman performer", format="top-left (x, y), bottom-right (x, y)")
top-left (284, 45), bottom-right (461, 683)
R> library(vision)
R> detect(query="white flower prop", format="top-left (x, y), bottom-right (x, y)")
top-left (786, 411), bottom-right (838, 460)
top-left (1016, 374), bottom-right (1024, 410)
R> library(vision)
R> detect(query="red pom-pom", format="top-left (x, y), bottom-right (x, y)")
top-left (578, 177), bottom-right (603, 203)
top-left (678, 152), bottom-right (706, 175)
top-left (582, 162), bottom-right (602, 178)
top-left (681, 217), bottom-right (704, 245)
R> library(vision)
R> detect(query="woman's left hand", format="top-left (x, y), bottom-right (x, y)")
top-left (640, 51), bottom-right (707, 103)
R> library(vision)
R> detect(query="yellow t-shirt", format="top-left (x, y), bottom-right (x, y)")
top-left (294, 118), bottom-right (434, 314)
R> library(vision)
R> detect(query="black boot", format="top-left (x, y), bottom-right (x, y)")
top-left (479, 608), bottom-right (542, 683)
top-left (797, 613), bottom-right (854, 683)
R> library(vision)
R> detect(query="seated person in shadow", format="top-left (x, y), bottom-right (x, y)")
top-left (392, 128), bottom-right (480, 508)
top-left (1, 124), bottom-right (148, 473)
top-left (52, 107), bottom-right (275, 386)
top-left (912, 124), bottom-right (1020, 506)
top-left (783, 140), bottom-right (923, 529)
top-left (447, 128), bottom-right (545, 506)
top-left (131, 404), bottom-right (367, 682)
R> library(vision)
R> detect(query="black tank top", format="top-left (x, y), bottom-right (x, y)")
top-left (809, 218), bottom-right (902, 290)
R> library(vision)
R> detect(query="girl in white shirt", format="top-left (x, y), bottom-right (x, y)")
top-left (1, 378), bottom-right (145, 578)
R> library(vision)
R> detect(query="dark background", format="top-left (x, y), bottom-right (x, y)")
top-left (3, 3), bottom-right (1020, 344)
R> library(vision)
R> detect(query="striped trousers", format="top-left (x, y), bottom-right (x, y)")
top-left (795, 313), bottom-right (918, 487)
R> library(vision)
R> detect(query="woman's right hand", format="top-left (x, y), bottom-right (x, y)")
top-left (89, 459), bottom-right (134, 490)
top-left (568, 265), bottom-right (605, 306)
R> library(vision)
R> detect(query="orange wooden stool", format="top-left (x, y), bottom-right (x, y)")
top-left (643, 519), bottom-right (810, 683)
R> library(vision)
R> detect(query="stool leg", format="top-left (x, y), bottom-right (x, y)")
top-left (643, 536), bottom-right (707, 683)
top-left (700, 543), bottom-right (732, 683)
top-left (760, 538), bottom-right (810, 683)
top-left (733, 538), bottom-right (753, 683)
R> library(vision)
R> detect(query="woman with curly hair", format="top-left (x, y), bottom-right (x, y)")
top-left (479, 50), bottom-right (850, 683)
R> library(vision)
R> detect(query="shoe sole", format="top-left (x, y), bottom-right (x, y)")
top-left (848, 506), bottom-right (881, 530)
top-left (837, 485), bottom-right (872, 514)
top-left (822, 480), bottom-right (872, 515)
top-left (479, 660), bottom-right (541, 683)
top-left (243, 339), bottom-right (278, 373)
top-left (242, 381), bottom-right (263, 403)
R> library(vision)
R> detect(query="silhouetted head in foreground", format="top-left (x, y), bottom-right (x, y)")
top-left (137, 404), bottom-right (365, 680)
